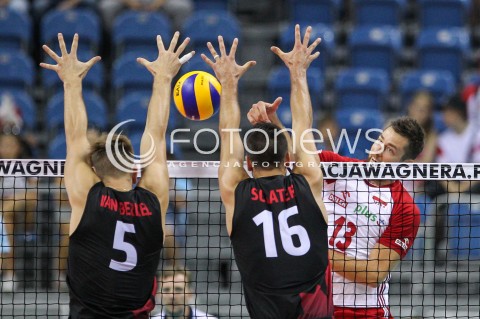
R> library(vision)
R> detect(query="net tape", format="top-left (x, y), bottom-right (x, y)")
top-left (1, 160), bottom-right (480, 180)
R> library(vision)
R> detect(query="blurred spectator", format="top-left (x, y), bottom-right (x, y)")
top-left (407, 91), bottom-right (437, 163)
top-left (0, 133), bottom-right (37, 292)
top-left (48, 128), bottom-right (109, 291)
top-left (0, 92), bottom-right (23, 135)
top-left (49, 177), bottom-right (71, 291)
top-left (399, 92), bottom-right (433, 196)
top-left (152, 265), bottom-right (217, 318)
top-left (99, 0), bottom-right (193, 30)
top-left (316, 112), bottom-right (339, 152)
top-left (426, 93), bottom-right (480, 197)
top-left (437, 93), bottom-right (480, 186)
top-left (404, 91), bottom-right (437, 195)
top-left (164, 177), bottom-right (190, 263)
top-left (425, 93), bottom-right (480, 259)
top-left (0, 214), bottom-right (10, 274)
top-left (33, 0), bottom-right (98, 18)
top-left (0, 0), bottom-right (29, 14)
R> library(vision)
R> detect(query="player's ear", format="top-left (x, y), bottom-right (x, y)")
top-left (246, 156), bottom-right (253, 171)
top-left (131, 166), bottom-right (139, 184)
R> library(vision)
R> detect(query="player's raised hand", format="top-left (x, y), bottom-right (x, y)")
top-left (201, 36), bottom-right (256, 86)
top-left (137, 31), bottom-right (194, 80)
top-left (247, 97), bottom-right (283, 125)
top-left (271, 24), bottom-right (321, 72)
top-left (40, 33), bottom-right (101, 84)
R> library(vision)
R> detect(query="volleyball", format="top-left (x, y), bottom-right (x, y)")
top-left (173, 71), bottom-right (222, 121)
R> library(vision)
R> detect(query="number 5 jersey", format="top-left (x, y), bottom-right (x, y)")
top-left (67, 182), bottom-right (163, 319)
top-left (231, 173), bottom-right (333, 319)
top-left (320, 151), bottom-right (420, 312)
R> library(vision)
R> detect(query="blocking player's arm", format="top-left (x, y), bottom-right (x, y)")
top-left (40, 33), bottom-right (101, 234)
top-left (246, 98), bottom-right (295, 162)
top-left (271, 25), bottom-right (326, 219)
top-left (137, 33), bottom-right (193, 223)
top-left (201, 36), bottom-right (255, 235)
top-left (330, 244), bottom-right (401, 287)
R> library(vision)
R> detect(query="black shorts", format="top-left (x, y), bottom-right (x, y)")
top-left (68, 278), bottom-right (157, 319)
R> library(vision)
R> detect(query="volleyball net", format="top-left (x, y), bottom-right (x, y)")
top-left (0, 160), bottom-right (479, 318)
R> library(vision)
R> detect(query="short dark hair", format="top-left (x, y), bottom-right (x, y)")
top-left (89, 133), bottom-right (134, 179)
top-left (443, 93), bottom-right (467, 120)
top-left (245, 122), bottom-right (288, 170)
top-left (386, 117), bottom-right (425, 160)
top-left (159, 264), bottom-right (191, 288)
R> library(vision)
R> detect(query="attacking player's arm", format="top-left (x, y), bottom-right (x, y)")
top-left (330, 244), bottom-right (401, 287)
top-left (331, 202), bottom-right (419, 287)
top-left (201, 36), bottom-right (255, 235)
top-left (137, 32), bottom-right (193, 222)
top-left (246, 98), bottom-right (295, 162)
top-left (271, 25), bottom-right (327, 221)
top-left (40, 33), bottom-right (101, 234)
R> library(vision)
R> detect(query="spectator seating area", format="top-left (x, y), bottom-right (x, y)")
top-left (0, 2), bottom-right (479, 316)
top-left (0, 0), bottom-right (478, 159)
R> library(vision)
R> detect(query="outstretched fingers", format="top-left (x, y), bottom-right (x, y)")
top-left (307, 37), bottom-right (322, 55)
top-left (229, 38), bottom-right (239, 57)
top-left (156, 35), bottom-right (165, 53)
top-left (176, 37), bottom-right (190, 56)
top-left (207, 41), bottom-right (219, 59)
top-left (270, 96), bottom-right (283, 110)
top-left (218, 35), bottom-right (227, 57)
top-left (42, 44), bottom-right (61, 63)
top-left (201, 53), bottom-right (215, 68)
top-left (294, 24), bottom-right (301, 45)
top-left (240, 60), bottom-right (256, 75)
top-left (86, 56), bottom-right (101, 68)
top-left (308, 51), bottom-right (320, 63)
top-left (58, 33), bottom-right (68, 56)
top-left (136, 57), bottom-right (151, 67)
top-left (302, 26), bottom-right (312, 47)
top-left (270, 46), bottom-right (285, 58)
top-left (39, 62), bottom-right (58, 71)
top-left (70, 33), bottom-right (79, 58)
top-left (168, 31), bottom-right (180, 52)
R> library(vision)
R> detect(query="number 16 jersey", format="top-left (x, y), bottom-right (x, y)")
top-left (231, 173), bottom-right (333, 319)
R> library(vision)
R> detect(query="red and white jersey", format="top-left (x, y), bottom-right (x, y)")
top-left (436, 122), bottom-right (480, 163)
top-left (319, 151), bottom-right (420, 312)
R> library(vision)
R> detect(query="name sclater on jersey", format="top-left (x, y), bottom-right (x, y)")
top-left (231, 173), bottom-right (333, 319)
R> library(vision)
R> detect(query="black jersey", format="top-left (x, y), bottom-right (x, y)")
top-left (231, 173), bottom-right (333, 319)
top-left (67, 182), bottom-right (163, 319)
